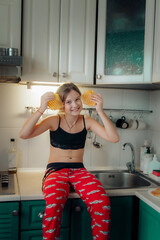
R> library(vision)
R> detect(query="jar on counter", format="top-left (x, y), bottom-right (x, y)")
top-left (0, 48), bottom-right (6, 56)
top-left (6, 48), bottom-right (18, 56)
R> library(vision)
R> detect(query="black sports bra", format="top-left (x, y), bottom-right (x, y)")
top-left (50, 116), bottom-right (87, 150)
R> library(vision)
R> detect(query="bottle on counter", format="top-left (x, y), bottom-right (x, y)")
top-left (8, 138), bottom-right (17, 173)
top-left (143, 147), bottom-right (153, 174)
top-left (140, 140), bottom-right (151, 172)
top-left (149, 154), bottom-right (160, 174)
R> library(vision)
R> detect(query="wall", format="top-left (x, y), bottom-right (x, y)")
top-left (0, 83), bottom-right (151, 171)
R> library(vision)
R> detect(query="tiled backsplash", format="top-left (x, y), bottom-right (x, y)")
top-left (0, 83), bottom-right (155, 171)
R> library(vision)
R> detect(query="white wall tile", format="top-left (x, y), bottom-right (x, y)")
top-left (0, 83), bottom-right (153, 170)
top-left (0, 127), bottom-right (22, 170)
top-left (0, 83), bottom-right (30, 128)
top-left (28, 131), bottom-right (50, 168)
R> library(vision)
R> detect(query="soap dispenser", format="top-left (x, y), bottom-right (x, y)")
top-left (140, 140), bottom-right (151, 171)
top-left (143, 147), bottom-right (152, 174)
top-left (149, 154), bottom-right (160, 174)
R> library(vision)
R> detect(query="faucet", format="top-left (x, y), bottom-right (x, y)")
top-left (122, 143), bottom-right (135, 173)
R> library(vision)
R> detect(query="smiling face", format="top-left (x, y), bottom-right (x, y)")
top-left (64, 90), bottom-right (82, 115)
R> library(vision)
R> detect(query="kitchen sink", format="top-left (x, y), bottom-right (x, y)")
top-left (90, 170), bottom-right (151, 189)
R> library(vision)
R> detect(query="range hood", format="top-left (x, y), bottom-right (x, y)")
top-left (0, 56), bottom-right (23, 83)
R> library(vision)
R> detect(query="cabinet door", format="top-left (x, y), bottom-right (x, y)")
top-left (0, 0), bottom-right (21, 51)
top-left (0, 202), bottom-right (19, 240)
top-left (22, 0), bottom-right (60, 82)
top-left (96, 0), bottom-right (155, 84)
top-left (21, 200), bottom-right (45, 230)
top-left (152, 0), bottom-right (160, 83)
top-left (21, 200), bottom-right (71, 239)
top-left (138, 200), bottom-right (160, 240)
top-left (110, 196), bottom-right (138, 240)
top-left (71, 198), bottom-right (92, 240)
top-left (59, 0), bottom-right (96, 84)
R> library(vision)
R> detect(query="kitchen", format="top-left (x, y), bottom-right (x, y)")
top-left (0, 0), bottom-right (160, 239)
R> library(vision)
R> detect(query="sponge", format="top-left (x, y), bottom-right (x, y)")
top-left (82, 90), bottom-right (96, 106)
top-left (48, 93), bottom-right (63, 110)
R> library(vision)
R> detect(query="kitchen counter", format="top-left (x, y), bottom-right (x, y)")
top-left (17, 170), bottom-right (80, 200)
top-left (1, 169), bottom-right (160, 214)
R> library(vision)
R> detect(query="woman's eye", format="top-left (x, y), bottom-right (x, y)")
top-left (76, 98), bottom-right (80, 101)
top-left (66, 101), bottom-right (71, 104)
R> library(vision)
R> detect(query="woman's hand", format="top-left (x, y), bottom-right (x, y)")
top-left (39, 92), bottom-right (55, 113)
top-left (90, 93), bottom-right (103, 113)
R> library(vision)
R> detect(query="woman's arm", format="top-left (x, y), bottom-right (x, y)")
top-left (86, 93), bottom-right (120, 143)
top-left (19, 92), bottom-right (56, 139)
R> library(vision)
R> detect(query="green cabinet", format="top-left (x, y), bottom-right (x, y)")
top-left (0, 202), bottom-right (19, 240)
top-left (70, 198), bottom-right (92, 240)
top-left (20, 199), bottom-right (91, 240)
top-left (110, 196), bottom-right (139, 240)
top-left (138, 200), bottom-right (160, 240)
top-left (20, 196), bottom-right (139, 240)
top-left (20, 199), bottom-right (71, 240)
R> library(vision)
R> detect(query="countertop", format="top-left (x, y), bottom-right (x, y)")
top-left (0, 169), bottom-right (160, 214)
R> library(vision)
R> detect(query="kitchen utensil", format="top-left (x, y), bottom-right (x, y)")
top-left (7, 48), bottom-right (18, 56)
top-left (92, 114), bottom-right (102, 148)
top-left (128, 119), bottom-right (138, 129)
top-left (137, 119), bottom-right (146, 130)
top-left (93, 133), bottom-right (102, 148)
top-left (116, 116), bottom-right (129, 129)
top-left (0, 48), bottom-right (6, 56)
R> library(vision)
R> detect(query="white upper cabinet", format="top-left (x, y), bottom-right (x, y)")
top-left (152, 0), bottom-right (160, 83)
top-left (0, 0), bottom-right (21, 52)
top-left (96, 0), bottom-right (155, 85)
top-left (59, 0), bottom-right (96, 84)
top-left (22, 0), bottom-right (96, 84)
top-left (22, 0), bottom-right (60, 82)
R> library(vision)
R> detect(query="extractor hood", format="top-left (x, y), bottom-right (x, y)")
top-left (0, 56), bottom-right (23, 83)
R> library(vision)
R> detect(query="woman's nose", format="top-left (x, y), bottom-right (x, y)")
top-left (72, 101), bottom-right (77, 107)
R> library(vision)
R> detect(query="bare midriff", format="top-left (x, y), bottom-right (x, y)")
top-left (48, 145), bottom-right (84, 163)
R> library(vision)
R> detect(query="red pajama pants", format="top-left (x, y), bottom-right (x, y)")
top-left (42, 168), bottom-right (111, 240)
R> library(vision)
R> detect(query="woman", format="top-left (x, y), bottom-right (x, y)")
top-left (19, 82), bottom-right (119, 240)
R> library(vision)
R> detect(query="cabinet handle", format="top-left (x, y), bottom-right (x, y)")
top-left (74, 206), bottom-right (82, 212)
top-left (53, 72), bottom-right (58, 77)
top-left (38, 211), bottom-right (44, 219)
top-left (96, 74), bottom-right (102, 80)
top-left (62, 72), bottom-right (67, 78)
top-left (12, 210), bottom-right (19, 216)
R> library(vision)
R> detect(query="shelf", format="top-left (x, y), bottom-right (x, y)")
top-left (84, 108), bottom-right (153, 114)
top-left (25, 106), bottom-right (153, 114)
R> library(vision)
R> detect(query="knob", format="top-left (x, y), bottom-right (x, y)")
top-left (53, 72), bottom-right (58, 77)
top-left (38, 211), bottom-right (44, 218)
top-left (62, 72), bottom-right (67, 78)
top-left (12, 210), bottom-right (19, 216)
top-left (96, 74), bottom-right (102, 80)
top-left (75, 206), bottom-right (81, 212)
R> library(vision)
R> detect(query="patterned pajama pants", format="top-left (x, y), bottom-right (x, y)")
top-left (42, 168), bottom-right (111, 240)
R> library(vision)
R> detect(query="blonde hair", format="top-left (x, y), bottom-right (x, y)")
top-left (56, 82), bottom-right (81, 103)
